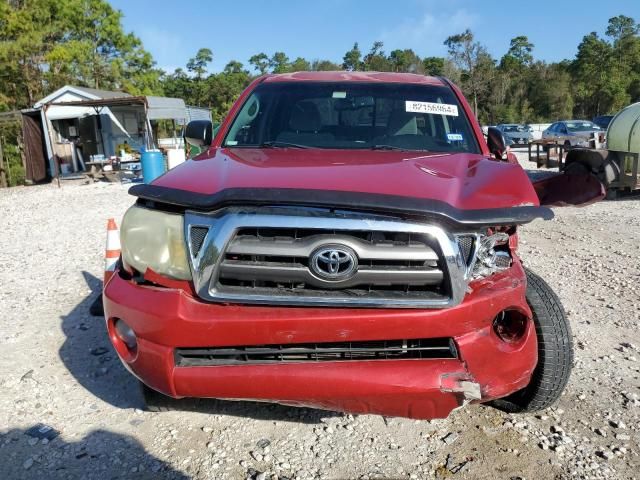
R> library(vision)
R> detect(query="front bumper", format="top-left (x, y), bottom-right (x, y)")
top-left (103, 259), bottom-right (537, 419)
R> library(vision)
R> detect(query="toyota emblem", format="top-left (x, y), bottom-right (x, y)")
top-left (309, 245), bottom-right (358, 281)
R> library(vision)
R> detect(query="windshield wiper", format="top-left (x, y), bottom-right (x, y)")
top-left (371, 144), bottom-right (409, 151)
top-left (260, 140), bottom-right (311, 149)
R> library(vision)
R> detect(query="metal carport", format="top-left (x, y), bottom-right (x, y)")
top-left (41, 95), bottom-right (188, 177)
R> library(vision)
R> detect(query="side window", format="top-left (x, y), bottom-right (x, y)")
top-left (548, 123), bottom-right (557, 133)
top-left (558, 124), bottom-right (567, 134)
top-left (225, 94), bottom-right (261, 145)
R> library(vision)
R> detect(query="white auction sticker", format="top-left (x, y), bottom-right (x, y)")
top-left (405, 101), bottom-right (458, 117)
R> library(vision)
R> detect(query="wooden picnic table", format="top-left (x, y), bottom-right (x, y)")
top-left (528, 140), bottom-right (568, 170)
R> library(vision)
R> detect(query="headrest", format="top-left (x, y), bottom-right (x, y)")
top-left (289, 101), bottom-right (322, 132)
top-left (387, 110), bottom-right (418, 136)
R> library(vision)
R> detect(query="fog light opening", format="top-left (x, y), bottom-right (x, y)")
top-left (493, 310), bottom-right (528, 343)
top-left (114, 318), bottom-right (137, 351)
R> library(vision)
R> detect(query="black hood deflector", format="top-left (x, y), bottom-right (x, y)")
top-left (129, 184), bottom-right (553, 228)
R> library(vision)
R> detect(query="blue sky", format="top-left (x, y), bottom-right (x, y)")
top-left (110, 0), bottom-right (639, 74)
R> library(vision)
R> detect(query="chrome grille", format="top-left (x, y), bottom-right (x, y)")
top-left (185, 207), bottom-right (468, 308)
top-left (220, 228), bottom-right (443, 290)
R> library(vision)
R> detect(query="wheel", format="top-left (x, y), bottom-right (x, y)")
top-left (140, 382), bottom-right (178, 412)
top-left (492, 268), bottom-right (574, 413)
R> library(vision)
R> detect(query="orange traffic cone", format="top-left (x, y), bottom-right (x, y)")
top-left (104, 218), bottom-right (121, 286)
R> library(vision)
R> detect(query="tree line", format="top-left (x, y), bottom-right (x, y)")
top-left (1, 0), bottom-right (639, 127)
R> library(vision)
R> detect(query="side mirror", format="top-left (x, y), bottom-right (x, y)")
top-left (184, 120), bottom-right (213, 147)
top-left (487, 126), bottom-right (507, 159)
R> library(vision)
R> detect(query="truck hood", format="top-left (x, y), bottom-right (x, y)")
top-left (150, 148), bottom-right (541, 211)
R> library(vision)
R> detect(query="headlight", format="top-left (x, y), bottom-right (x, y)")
top-left (471, 232), bottom-right (512, 279)
top-left (120, 205), bottom-right (192, 281)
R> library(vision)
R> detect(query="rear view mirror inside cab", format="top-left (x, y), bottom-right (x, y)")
top-left (333, 96), bottom-right (375, 111)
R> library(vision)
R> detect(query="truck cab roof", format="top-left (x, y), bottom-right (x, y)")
top-left (262, 71), bottom-right (447, 86)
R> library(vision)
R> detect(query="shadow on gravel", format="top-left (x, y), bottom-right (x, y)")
top-left (59, 271), bottom-right (142, 409)
top-left (148, 396), bottom-right (341, 424)
top-left (610, 189), bottom-right (640, 201)
top-left (60, 272), bottom-right (339, 423)
top-left (0, 426), bottom-right (189, 480)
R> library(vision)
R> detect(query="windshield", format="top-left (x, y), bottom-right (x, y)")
top-left (566, 121), bottom-right (600, 132)
top-left (502, 125), bottom-right (528, 133)
top-left (223, 82), bottom-right (480, 153)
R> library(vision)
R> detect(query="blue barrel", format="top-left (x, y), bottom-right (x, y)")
top-left (141, 150), bottom-right (166, 183)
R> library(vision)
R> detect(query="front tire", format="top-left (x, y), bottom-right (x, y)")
top-left (492, 268), bottom-right (574, 413)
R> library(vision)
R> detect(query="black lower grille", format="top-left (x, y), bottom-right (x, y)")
top-left (175, 338), bottom-right (457, 366)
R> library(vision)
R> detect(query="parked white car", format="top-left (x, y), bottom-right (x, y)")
top-left (542, 120), bottom-right (602, 147)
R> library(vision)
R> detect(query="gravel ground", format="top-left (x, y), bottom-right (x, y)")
top-left (1, 154), bottom-right (639, 480)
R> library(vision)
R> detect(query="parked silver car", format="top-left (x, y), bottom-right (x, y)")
top-left (541, 120), bottom-right (601, 147)
top-left (496, 124), bottom-right (533, 145)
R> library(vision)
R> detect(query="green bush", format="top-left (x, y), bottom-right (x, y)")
top-left (2, 142), bottom-right (25, 186)
top-left (0, 121), bottom-right (25, 187)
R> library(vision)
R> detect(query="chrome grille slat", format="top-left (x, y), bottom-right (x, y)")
top-left (217, 285), bottom-right (448, 299)
top-left (185, 207), bottom-right (468, 308)
top-left (220, 261), bottom-right (444, 289)
top-left (226, 233), bottom-right (439, 261)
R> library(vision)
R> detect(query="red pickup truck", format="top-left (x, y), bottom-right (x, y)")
top-left (104, 72), bottom-right (594, 419)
